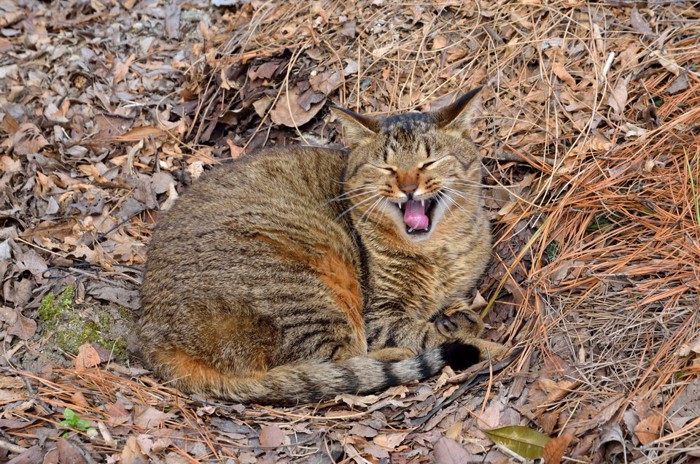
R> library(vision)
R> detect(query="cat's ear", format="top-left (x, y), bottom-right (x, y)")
top-left (432, 87), bottom-right (483, 135)
top-left (331, 106), bottom-right (380, 147)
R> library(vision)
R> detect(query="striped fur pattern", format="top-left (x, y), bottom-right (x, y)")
top-left (139, 88), bottom-right (504, 404)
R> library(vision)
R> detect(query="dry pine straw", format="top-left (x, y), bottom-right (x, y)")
top-left (1, 0), bottom-right (700, 462)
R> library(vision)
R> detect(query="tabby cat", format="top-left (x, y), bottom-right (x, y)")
top-left (139, 87), bottom-right (504, 404)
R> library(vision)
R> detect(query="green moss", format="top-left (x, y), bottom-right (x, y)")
top-left (38, 286), bottom-right (75, 329)
top-left (37, 286), bottom-right (128, 358)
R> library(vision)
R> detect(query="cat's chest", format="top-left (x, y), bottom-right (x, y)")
top-left (367, 250), bottom-right (462, 307)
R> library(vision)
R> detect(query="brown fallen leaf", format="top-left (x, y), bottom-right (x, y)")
top-left (630, 8), bottom-right (654, 36)
top-left (248, 62), bottom-right (279, 80)
top-left (543, 433), bottom-right (574, 464)
top-left (309, 70), bottom-right (343, 95)
top-left (608, 76), bottom-right (630, 114)
top-left (269, 89), bottom-right (325, 128)
top-left (259, 424), bottom-right (286, 447)
top-left (3, 445), bottom-right (43, 463)
top-left (551, 62), bottom-right (576, 87)
top-left (75, 343), bottom-right (101, 370)
top-left (225, 138), bottom-right (245, 159)
top-left (0, 112), bottom-right (20, 133)
top-left (134, 406), bottom-right (175, 429)
top-left (113, 125), bottom-right (166, 142)
top-left (164, 1), bottom-right (181, 39)
top-left (114, 54), bottom-right (136, 84)
top-left (373, 432), bottom-right (408, 450)
top-left (121, 435), bottom-right (148, 464)
top-left (634, 415), bottom-right (664, 445)
top-left (56, 438), bottom-right (88, 464)
top-left (8, 311), bottom-right (36, 340)
top-left (433, 436), bottom-right (482, 463)
top-left (650, 50), bottom-right (682, 76)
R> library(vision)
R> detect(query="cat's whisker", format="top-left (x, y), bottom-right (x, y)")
top-left (331, 190), bottom-right (376, 204)
top-left (439, 191), bottom-right (466, 216)
top-left (436, 193), bottom-right (455, 220)
top-left (337, 193), bottom-right (382, 220)
top-left (442, 186), bottom-right (482, 203)
top-left (360, 197), bottom-right (383, 224)
top-left (446, 180), bottom-right (500, 190)
top-left (329, 185), bottom-right (377, 203)
top-left (443, 178), bottom-right (497, 189)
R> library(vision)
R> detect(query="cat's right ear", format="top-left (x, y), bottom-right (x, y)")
top-left (331, 106), bottom-right (380, 147)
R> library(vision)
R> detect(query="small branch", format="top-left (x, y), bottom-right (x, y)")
top-left (0, 438), bottom-right (28, 455)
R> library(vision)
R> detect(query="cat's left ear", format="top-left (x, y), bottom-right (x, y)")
top-left (432, 86), bottom-right (483, 136)
top-left (331, 106), bottom-right (380, 148)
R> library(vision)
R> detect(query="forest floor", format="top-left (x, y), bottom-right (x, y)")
top-left (1, 0), bottom-right (699, 463)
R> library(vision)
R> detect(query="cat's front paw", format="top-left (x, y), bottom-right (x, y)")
top-left (435, 301), bottom-right (484, 339)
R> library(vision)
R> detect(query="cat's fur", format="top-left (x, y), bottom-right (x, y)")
top-left (139, 88), bottom-right (503, 404)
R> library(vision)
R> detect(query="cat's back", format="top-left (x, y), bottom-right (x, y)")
top-left (142, 146), bottom-right (355, 308)
top-left (158, 146), bottom-right (346, 233)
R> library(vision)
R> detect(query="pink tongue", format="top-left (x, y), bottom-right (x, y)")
top-left (403, 200), bottom-right (429, 230)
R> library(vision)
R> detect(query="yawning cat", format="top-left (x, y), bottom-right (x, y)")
top-left (139, 87), bottom-right (504, 404)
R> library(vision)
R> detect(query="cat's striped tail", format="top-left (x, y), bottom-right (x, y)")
top-left (159, 342), bottom-right (481, 405)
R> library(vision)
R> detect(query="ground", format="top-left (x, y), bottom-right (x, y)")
top-left (0, 0), bottom-right (699, 463)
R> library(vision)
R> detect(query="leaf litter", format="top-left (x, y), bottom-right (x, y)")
top-left (1, 0), bottom-right (699, 462)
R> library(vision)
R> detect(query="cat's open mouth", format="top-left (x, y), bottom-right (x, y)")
top-left (396, 198), bottom-right (437, 235)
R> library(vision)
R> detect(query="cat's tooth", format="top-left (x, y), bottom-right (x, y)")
top-left (421, 199), bottom-right (425, 208)
top-left (408, 227), bottom-right (414, 233)
top-left (399, 202), bottom-right (404, 209)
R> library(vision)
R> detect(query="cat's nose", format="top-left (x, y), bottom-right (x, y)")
top-left (399, 183), bottom-right (418, 195)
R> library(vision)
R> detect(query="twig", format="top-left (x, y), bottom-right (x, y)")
top-left (0, 438), bottom-right (28, 455)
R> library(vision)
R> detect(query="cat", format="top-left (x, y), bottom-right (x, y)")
top-left (139, 87), bottom-right (504, 404)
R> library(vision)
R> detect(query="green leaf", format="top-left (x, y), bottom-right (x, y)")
top-left (63, 408), bottom-right (77, 422)
top-left (483, 425), bottom-right (551, 460)
top-left (76, 419), bottom-right (91, 430)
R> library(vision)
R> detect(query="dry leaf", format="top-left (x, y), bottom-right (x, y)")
top-left (8, 312), bottom-right (37, 340)
top-left (225, 138), bottom-right (245, 159)
top-left (75, 343), bottom-right (101, 370)
top-left (164, 1), bottom-right (181, 39)
top-left (667, 71), bottom-right (689, 95)
top-left (608, 77), bottom-right (630, 114)
top-left (113, 125), bottom-right (166, 142)
top-left (0, 112), bottom-right (20, 134)
top-left (551, 62), bottom-right (576, 87)
top-left (121, 435), bottom-right (148, 464)
top-left (445, 421), bottom-right (463, 441)
top-left (373, 432), bottom-right (408, 450)
top-left (259, 424), bottom-right (286, 447)
top-left (71, 391), bottom-right (90, 408)
top-left (309, 70), bottom-right (343, 95)
top-left (651, 51), bottom-right (682, 76)
top-left (543, 433), bottom-right (574, 464)
top-left (248, 62), bottom-right (279, 80)
top-left (56, 438), bottom-right (88, 464)
top-left (269, 89), bottom-right (325, 127)
top-left (134, 406), bottom-right (174, 429)
top-left (433, 437), bottom-right (480, 463)
top-left (630, 8), bottom-right (654, 36)
top-left (634, 415), bottom-right (663, 445)
top-left (114, 54), bottom-right (136, 84)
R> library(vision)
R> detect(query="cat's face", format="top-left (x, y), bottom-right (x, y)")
top-left (336, 89), bottom-right (483, 243)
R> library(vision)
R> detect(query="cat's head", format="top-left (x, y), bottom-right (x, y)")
top-left (334, 88), bottom-right (484, 243)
